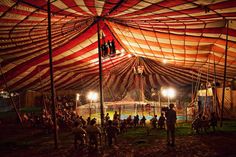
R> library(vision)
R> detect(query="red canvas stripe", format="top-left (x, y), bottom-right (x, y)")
top-left (15, 70), bottom-right (50, 91)
top-left (8, 67), bottom-right (40, 89)
top-left (63, 0), bottom-right (91, 16)
top-left (210, 0), bottom-right (236, 10)
top-left (20, 0), bottom-right (46, 7)
top-left (83, 0), bottom-right (97, 16)
top-left (109, 0), bottom-right (141, 16)
top-left (100, 0), bottom-right (120, 16)
top-left (0, 22), bottom-right (98, 85)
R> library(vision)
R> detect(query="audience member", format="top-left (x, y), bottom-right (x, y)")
top-left (166, 103), bottom-right (177, 146)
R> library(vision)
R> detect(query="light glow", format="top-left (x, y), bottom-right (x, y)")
top-left (87, 91), bottom-right (98, 101)
top-left (163, 59), bottom-right (167, 64)
top-left (161, 87), bottom-right (176, 98)
top-left (76, 93), bottom-right (80, 101)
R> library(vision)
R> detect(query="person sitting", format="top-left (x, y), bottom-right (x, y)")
top-left (106, 120), bottom-right (119, 147)
top-left (72, 121), bottom-right (87, 149)
top-left (150, 115), bottom-right (158, 129)
top-left (158, 113), bottom-right (165, 129)
top-left (85, 119), bottom-right (102, 149)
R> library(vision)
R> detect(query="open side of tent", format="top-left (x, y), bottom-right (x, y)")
top-left (0, 0), bottom-right (236, 101)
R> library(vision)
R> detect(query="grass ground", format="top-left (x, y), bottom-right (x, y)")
top-left (118, 120), bottom-right (236, 146)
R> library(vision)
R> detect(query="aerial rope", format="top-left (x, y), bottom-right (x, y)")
top-left (204, 58), bottom-right (210, 117)
top-left (190, 68), bottom-right (202, 120)
top-left (213, 51), bottom-right (220, 118)
top-left (193, 70), bottom-right (202, 104)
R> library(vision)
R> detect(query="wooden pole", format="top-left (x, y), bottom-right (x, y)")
top-left (97, 18), bottom-right (104, 127)
top-left (47, 0), bottom-right (58, 148)
top-left (159, 91), bottom-right (161, 113)
top-left (220, 20), bottom-right (229, 127)
top-left (213, 51), bottom-right (218, 116)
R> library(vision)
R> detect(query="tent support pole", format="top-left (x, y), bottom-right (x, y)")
top-left (47, 0), bottom-right (58, 149)
top-left (0, 64), bottom-right (23, 127)
top-left (97, 18), bottom-right (104, 127)
top-left (213, 50), bottom-right (218, 116)
top-left (220, 20), bottom-right (229, 127)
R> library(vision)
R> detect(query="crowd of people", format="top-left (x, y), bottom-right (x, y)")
top-left (72, 103), bottom-right (178, 149)
top-left (20, 102), bottom-right (218, 150)
top-left (21, 95), bottom-right (79, 133)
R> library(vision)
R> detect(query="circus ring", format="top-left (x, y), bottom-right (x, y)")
top-left (76, 101), bottom-right (190, 124)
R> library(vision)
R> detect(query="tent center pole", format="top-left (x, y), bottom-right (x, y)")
top-left (47, 0), bottom-right (58, 149)
top-left (220, 20), bottom-right (229, 127)
top-left (97, 17), bottom-right (104, 127)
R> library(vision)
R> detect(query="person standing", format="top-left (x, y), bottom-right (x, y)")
top-left (86, 119), bottom-right (101, 149)
top-left (105, 113), bottom-right (110, 123)
top-left (166, 103), bottom-right (177, 146)
top-left (158, 113), bottom-right (165, 129)
top-left (106, 120), bottom-right (119, 147)
top-left (72, 121), bottom-right (87, 149)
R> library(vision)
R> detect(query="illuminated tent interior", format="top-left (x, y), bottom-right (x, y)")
top-left (0, 0), bottom-right (236, 104)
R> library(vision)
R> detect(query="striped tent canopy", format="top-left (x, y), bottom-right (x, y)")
top-left (0, 0), bottom-right (236, 100)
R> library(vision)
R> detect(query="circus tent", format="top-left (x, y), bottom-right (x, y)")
top-left (0, 0), bottom-right (236, 101)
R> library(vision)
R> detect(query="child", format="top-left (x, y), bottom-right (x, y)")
top-left (158, 113), bottom-right (165, 129)
top-left (150, 115), bottom-right (158, 129)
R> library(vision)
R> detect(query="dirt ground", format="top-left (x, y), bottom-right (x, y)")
top-left (1, 124), bottom-right (236, 157)
top-left (103, 132), bottom-right (236, 157)
top-left (70, 131), bottom-right (236, 157)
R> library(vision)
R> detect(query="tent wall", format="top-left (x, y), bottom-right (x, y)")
top-left (232, 90), bottom-right (236, 111)
top-left (21, 91), bottom-right (41, 108)
top-left (217, 88), bottom-right (236, 119)
top-left (55, 90), bottom-right (79, 96)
